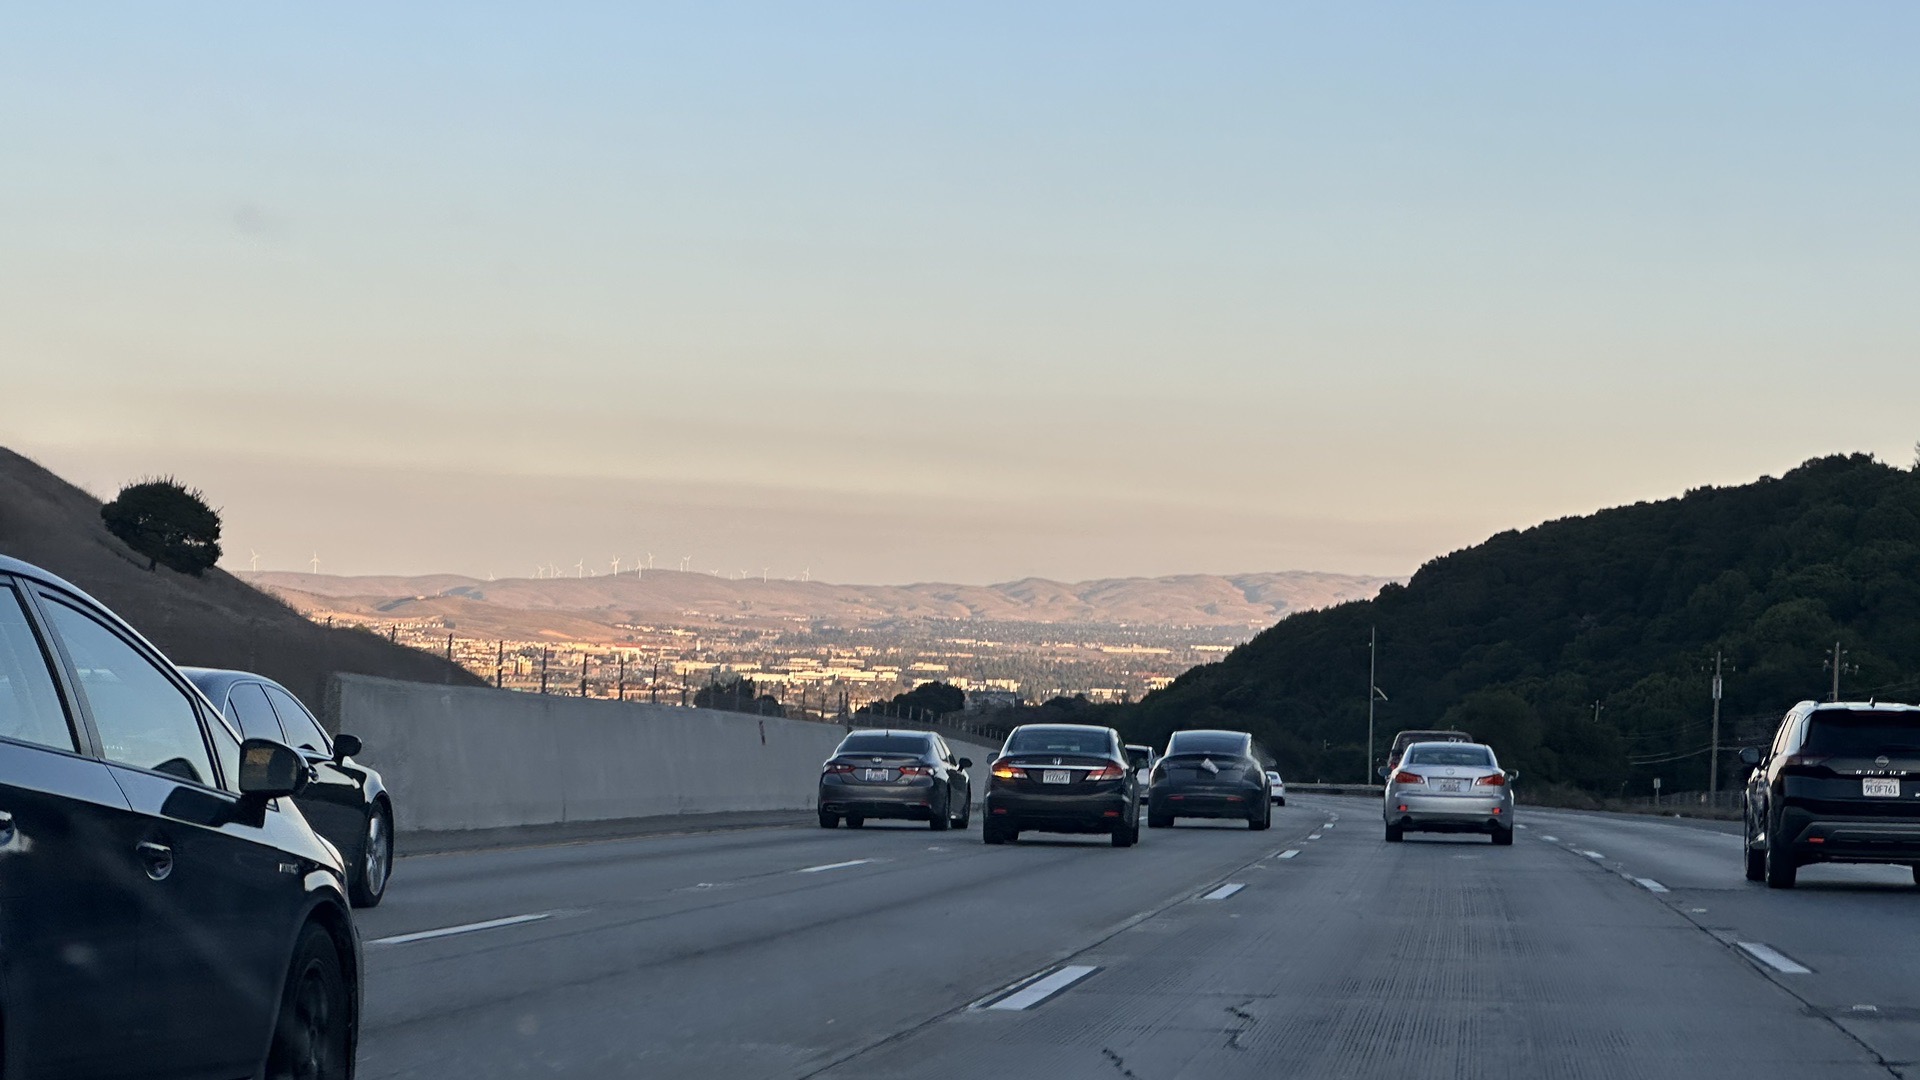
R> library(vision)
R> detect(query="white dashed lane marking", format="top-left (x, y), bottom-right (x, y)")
top-left (370, 912), bottom-right (555, 946)
top-left (1202, 883), bottom-right (1245, 900)
top-left (1275, 849), bottom-right (1301, 859)
top-left (796, 859), bottom-right (873, 874)
top-left (1633, 877), bottom-right (1669, 893)
top-left (1738, 942), bottom-right (1812, 975)
top-left (979, 965), bottom-right (1101, 1010)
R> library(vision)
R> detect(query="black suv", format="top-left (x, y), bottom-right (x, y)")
top-left (1741, 701), bottom-right (1920, 889)
top-left (0, 555), bottom-right (360, 1078)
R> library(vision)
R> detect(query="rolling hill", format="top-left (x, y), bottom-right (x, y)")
top-left (0, 447), bottom-right (483, 708)
top-left (1118, 454), bottom-right (1920, 799)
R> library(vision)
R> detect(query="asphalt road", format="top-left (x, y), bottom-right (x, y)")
top-left (353, 796), bottom-right (1920, 1079)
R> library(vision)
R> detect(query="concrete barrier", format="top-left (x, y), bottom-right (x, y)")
top-left (333, 674), bottom-right (1002, 835)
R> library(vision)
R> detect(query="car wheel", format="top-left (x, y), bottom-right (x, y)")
top-left (265, 923), bottom-right (352, 1080)
top-left (1491, 825), bottom-right (1513, 846)
top-left (1148, 812), bottom-right (1172, 829)
top-left (349, 802), bottom-right (393, 908)
top-left (819, 810), bottom-right (840, 829)
top-left (955, 794), bottom-right (971, 829)
top-left (1763, 811), bottom-right (1797, 889)
top-left (1385, 824), bottom-right (1404, 843)
top-left (1911, 865), bottom-right (1920, 887)
top-left (1112, 818), bottom-right (1138, 847)
top-left (1743, 815), bottom-right (1766, 882)
top-left (1275, 797), bottom-right (1286, 807)
top-left (929, 790), bottom-right (951, 831)
top-left (847, 815), bottom-right (865, 829)
top-left (1249, 801), bottom-right (1271, 830)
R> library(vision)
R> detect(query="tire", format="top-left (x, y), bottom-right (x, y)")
top-left (1910, 865), bottom-right (1920, 887)
top-left (954, 794), bottom-right (971, 830)
top-left (1764, 816), bottom-right (1797, 889)
top-left (818, 810), bottom-right (840, 829)
top-left (1491, 826), bottom-right (1513, 846)
top-left (265, 923), bottom-right (352, 1080)
top-left (982, 822), bottom-right (1005, 845)
top-left (1743, 815), bottom-right (1766, 882)
top-left (1112, 820), bottom-right (1135, 847)
top-left (1385, 824), bottom-right (1404, 843)
top-left (846, 815), bottom-right (865, 829)
top-left (348, 802), bottom-right (393, 909)
top-left (1148, 812), bottom-right (1172, 829)
top-left (1275, 797), bottom-right (1286, 807)
top-left (929, 790), bottom-right (951, 831)
top-left (1249, 801), bottom-right (1271, 831)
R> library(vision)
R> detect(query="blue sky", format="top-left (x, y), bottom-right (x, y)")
top-left (4, 3), bottom-right (1917, 582)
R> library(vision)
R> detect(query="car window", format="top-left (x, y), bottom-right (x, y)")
top-left (1404, 745), bottom-right (1495, 767)
top-left (1166, 732), bottom-right (1250, 757)
top-left (0, 586), bottom-right (77, 752)
top-left (42, 598), bottom-right (215, 786)
top-left (1803, 710), bottom-right (1920, 756)
top-left (205, 708), bottom-right (242, 792)
top-left (839, 733), bottom-right (931, 755)
top-left (1126, 747), bottom-right (1152, 768)
top-left (224, 681), bottom-right (286, 741)
top-left (1003, 727), bottom-right (1110, 755)
top-left (262, 684), bottom-right (330, 754)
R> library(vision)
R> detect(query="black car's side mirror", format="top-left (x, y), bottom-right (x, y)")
top-left (332, 733), bottom-right (363, 761)
top-left (1506, 769), bottom-right (1521, 784)
top-left (239, 738), bottom-right (310, 800)
top-left (1376, 765), bottom-right (1391, 780)
top-left (957, 757), bottom-right (972, 770)
top-left (1738, 747), bottom-right (1761, 767)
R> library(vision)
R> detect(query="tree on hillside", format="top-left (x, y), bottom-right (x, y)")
top-left (694, 676), bottom-right (784, 715)
top-left (860, 681), bottom-right (966, 720)
top-left (100, 478), bottom-right (223, 576)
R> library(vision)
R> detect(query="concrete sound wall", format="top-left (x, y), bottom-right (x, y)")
top-left (333, 674), bottom-right (1002, 834)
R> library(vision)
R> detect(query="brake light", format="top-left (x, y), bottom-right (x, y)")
top-left (1084, 763), bottom-right (1126, 782)
top-left (991, 762), bottom-right (1026, 780)
top-left (1474, 772), bottom-right (1507, 787)
top-left (898, 765), bottom-right (932, 777)
top-left (824, 763), bottom-right (857, 775)
top-left (1394, 771), bottom-right (1423, 784)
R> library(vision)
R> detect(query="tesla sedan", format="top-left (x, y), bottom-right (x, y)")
top-left (1146, 729), bottom-right (1272, 830)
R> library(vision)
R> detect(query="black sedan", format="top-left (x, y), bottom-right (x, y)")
top-left (982, 723), bottom-right (1141, 847)
top-left (0, 554), bottom-right (359, 1079)
top-left (818, 729), bottom-right (972, 830)
top-left (185, 667), bottom-right (396, 907)
top-left (1147, 728), bottom-right (1273, 830)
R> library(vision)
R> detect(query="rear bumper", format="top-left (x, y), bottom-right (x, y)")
top-left (987, 789), bottom-right (1131, 833)
top-left (1149, 784), bottom-right (1262, 819)
top-left (1781, 810), bottom-right (1920, 862)
top-left (819, 777), bottom-right (936, 819)
top-left (1387, 792), bottom-right (1510, 831)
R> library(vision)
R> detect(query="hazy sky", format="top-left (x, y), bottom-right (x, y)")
top-left (5, 4), bottom-right (1917, 584)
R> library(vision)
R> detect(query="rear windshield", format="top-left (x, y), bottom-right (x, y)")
top-left (1126, 747), bottom-right (1153, 767)
top-left (1005, 728), bottom-right (1110, 755)
top-left (1167, 731), bottom-right (1250, 757)
top-left (1404, 744), bottom-right (1494, 767)
top-left (1394, 731), bottom-right (1469, 753)
top-left (838, 734), bottom-right (932, 755)
top-left (1803, 711), bottom-right (1920, 756)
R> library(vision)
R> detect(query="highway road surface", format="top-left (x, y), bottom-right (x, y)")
top-left (353, 796), bottom-right (1919, 1079)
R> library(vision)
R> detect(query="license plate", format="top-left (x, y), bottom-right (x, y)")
top-left (862, 769), bottom-right (891, 782)
top-left (1864, 777), bottom-right (1901, 798)
top-left (1435, 779), bottom-right (1466, 793)
top-left (1042, 770), bottom-right (1073, 785)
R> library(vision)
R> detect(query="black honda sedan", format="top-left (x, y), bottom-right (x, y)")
top-left (818, 729), bottom-right (972, 830)
top-left (1146, 728), bottom-right (1273, 830)
top-left (0, 554), bottom-right (359, 1079)
top-left (982, 723), bottom-right (1141, 846)
top-left (185, 667), bottom-right (395, 907)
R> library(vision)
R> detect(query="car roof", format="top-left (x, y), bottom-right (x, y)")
top-left (840, 729), bottom-right (933, 739)
top-left (1805, 701), bottom-right (1920, 714)
top-left (1169, 729), bottom-right (1249, 740)
top-left (178, 666), bottom-right (301, 703)
top-left (1011, 723), bottom-right (1110, 734)
top-left (1402, 740), bottom-right (1495, 754)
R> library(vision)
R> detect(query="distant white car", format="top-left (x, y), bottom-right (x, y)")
top-left (1126, 744), bottom-right (1156, 803)
top-left (1267, 770), bottom-right (1286, 806)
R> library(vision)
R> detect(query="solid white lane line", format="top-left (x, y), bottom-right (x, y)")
top-left (1539, 835), bottom-right (1559, 842)
top-left (1276, 849), bottom-right (1301, 859)
top-left (1634, 877), bottom-right (1669, 893)
top-left (1738, 942), bottom-right (1812, 975)
top-left (986, 965), bottom-right (1100, 1010)
top-left (1580, 850), bottom-right (1605, 860)
top-left (1202, 883), bottom-right (1245, 900)
top-left (370, 912), bottom-right (554, 946)
top-left (796, 858), bottom-right (874, 874)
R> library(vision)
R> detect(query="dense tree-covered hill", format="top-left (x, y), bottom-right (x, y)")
top-left (1117, 454), bottom-right (1920, 799)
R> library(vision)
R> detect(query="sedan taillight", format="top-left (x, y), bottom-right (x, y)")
top-left (1393, 771), bottom-right (1423, 784)
top-left (991, 762), bottom-right (1026, 780)
top-left (1083, 763), bottom-right (1126, 782)
top-left (824, 763), bottom-right (857, 775)
top-left (1474, 772), bottom-right (1507, 786)
top-left (898, 765), bottom-right (933, 777)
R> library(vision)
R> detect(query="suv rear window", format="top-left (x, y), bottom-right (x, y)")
top-left (1004, 728), bottom-right (1110, 755)
top-left (838, 734), bottom-right (932, 755)
top-left (1404, 744), bottom-right (1494, 767)
top-left (1167, 731), bottom-right (1250, 757)
top-left (1802, 710), bottom-right (1920, 756)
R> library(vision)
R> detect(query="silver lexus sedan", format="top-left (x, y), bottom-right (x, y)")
top-left (1381, 741), bottom-right (1517, 844)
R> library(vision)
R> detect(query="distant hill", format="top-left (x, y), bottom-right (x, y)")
top-left (0, 447), bottom-right (483, 709)
top-left (243, 567), bottom-right (1397, 641)
top-left (1119, 454), bottom-right (1920, 799)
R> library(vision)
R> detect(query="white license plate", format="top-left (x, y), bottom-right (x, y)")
top-left (1435, 779), bottom-right (1466, 793)
top-left (862, 769), bottom-right (891, 781)
top-left (1864, 777), bottom-right (1901, 798)
top-left (1042, 770), bottom-right (1073, 785)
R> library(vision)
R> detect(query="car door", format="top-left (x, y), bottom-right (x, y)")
top-left (0, 581), bottom-right (148, 1079)
top-left (35, 591), bottom-right (293, 1080)
top-left (261, 682), bottom-right (367, 861)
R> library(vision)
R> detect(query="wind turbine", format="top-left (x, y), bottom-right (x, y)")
top-left (646, 552), bottom-right (654, 569)
top-left (679, 555), bottom-right (690, 572)
top-left (801, 567), bottom-right (811, 582)
top-left (575, 559), bottom-right (585, 579)
top-left (762, 567), bottom-right (769, 583)
top-left (249, 549), bottom-right (260, 572)
top-left (611, 556), bottom-right (621, 577)
top-left (309, 552), bottom-right (320, 574)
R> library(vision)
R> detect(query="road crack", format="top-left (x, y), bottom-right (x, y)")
top-left (1101, 1047), bottom-right (1146, 1077)
top-left (1225, 998), bottom-right (1258, 1051)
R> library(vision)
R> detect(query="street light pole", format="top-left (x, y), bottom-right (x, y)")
top-left (1366, 625), bottom-right (1377, 784)
top-left (1709, 650), bottom-right (1723, 805)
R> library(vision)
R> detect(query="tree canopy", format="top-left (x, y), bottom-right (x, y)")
top-left (1116, 454), bottom-right (1920, 798)
top-left (100, 477), bottom-right (223, 576)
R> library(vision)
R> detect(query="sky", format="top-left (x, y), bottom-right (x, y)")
top-left (4, 3), bottom-right (1918, 585)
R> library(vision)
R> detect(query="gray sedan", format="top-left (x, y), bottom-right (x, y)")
top-left (1381, 741), bottom-right (1517, 844)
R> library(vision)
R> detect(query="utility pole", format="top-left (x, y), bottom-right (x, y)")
top-left (1830, 640), bottom-right (1846, 702)
top-left (1709, 651), bottom-right (1723, 804)
top-left (617, 653), bottom-right (626, 701)
top-left (651, 659), bottom-right (660, 704)
top-left (539, 646), bottom-right (549, 695)
top-left (1366, 626), bottom-right (1378, 784)
top-left (495, 640), bottom-right (504, 689)
top-left (445, 633), bottom-right (454, 664)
